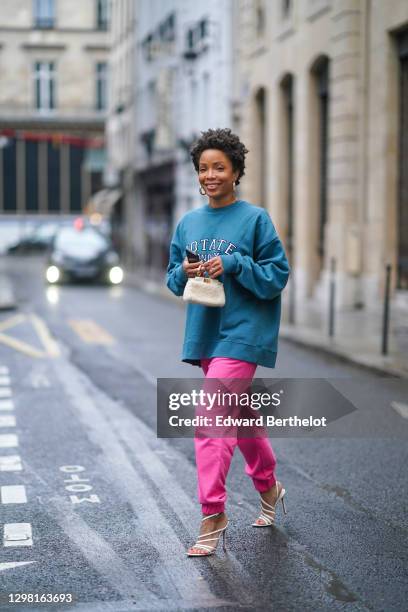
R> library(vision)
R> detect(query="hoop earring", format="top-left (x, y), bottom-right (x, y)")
top-left (199, 186), bottom-right (206, 196)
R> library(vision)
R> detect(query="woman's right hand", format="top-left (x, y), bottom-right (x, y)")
top-left (183, 257), bottom-right (204, 278)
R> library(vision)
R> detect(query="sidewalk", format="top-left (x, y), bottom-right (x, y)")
top-left (279, 301), bottom-right (408, 379)
top-left (125, 268), bottom-right (408, 379)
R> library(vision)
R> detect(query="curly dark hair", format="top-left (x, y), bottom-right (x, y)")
top-left (190, 128), bottom-right (249, 186)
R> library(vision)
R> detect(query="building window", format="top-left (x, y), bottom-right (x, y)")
top-left (159, 13), bottom-right (175, 43)
top-left (33, 0), bottom-right (55, 29)
top-left (184, 17), bottom-right (210, 59)
top-left (96, 62), bottom-right (108, 110)
top-left (25, 141), bottom-right (39, 212)
top-left (34, 61), bottom-right (56, 111)
top-left (96, 0), bottom-right (109, 31)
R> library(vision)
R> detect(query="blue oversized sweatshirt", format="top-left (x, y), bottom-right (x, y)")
top-left (166, 199), bottom-right (290, 368)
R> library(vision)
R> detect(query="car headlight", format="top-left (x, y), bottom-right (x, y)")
top-left (109, 266), bottom-right (123, 284)
top-left (46, 265), bottom-right (60, 284)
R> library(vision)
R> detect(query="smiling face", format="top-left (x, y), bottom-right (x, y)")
top-left (198, 149), bottom-right (239, 202)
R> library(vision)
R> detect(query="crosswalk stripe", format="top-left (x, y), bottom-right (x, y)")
top-left (0, 455), bottom-right (22, 471)
top-left (1, 485), bottom-right (27, 504)
top-left (3, 523), bottom-right (32, 547)
top-left (0, 400), bottom-right (14, 411)
top-left (0, 415), bottom-right (16, 427)
top-left (0, 366), bottom-right (9, 375)
top-left (0, 376), bottom-right (11, 386)
top-left (0, 434), bottom-right (18, 448)
top-left (0, 388), bottom-right (12, 398)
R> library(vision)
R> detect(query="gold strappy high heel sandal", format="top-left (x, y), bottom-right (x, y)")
top-left (252, 481), bottom-right (287, 527)
top-left (187, 513), bottom-right (229, 556)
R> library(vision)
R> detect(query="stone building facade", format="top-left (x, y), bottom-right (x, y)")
top-left (107, 0), bottom-right (235, 274)
top-left (105, 0), bottom-right (136, 258)
top-left (232, 0), bottom-right (408, 315)
top-left (0, 0), bottom-right (110, 216)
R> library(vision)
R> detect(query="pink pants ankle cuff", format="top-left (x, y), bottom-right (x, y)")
top-left (202, 503), bottom-right (225, 515)
top-left (252, 476), bottom-right (277, 493)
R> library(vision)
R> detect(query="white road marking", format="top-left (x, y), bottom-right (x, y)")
top-left (0, 376), bottom-right (11, 386)
top-left (3, 523), bottom-right (32, 547)
top-left (52, 356), bottom-right (247, 608)
top-left (67, 319), bottom-right (115, 345)
top-left (0, 455), bottom-right (22, 471)
top-left (0, 314), bottom-right (26, 333)
top-left (110, 397), bottom-right (256, 607)
top-left (0, 415), bottom-right (16, 427)
top-left (391, 401), bottom-right (408, 419)
top-left (0, 314), bottom-right (59, 358)
top-left (0, 434), bottom-right (18, 448)
top-left (0, 561), bottom-right (35, 572)
top-left (0, 332), bottom-right (45, 359)
top-left (1, 485), bottom-right (27, 504)
top-left (0, 366), bottom-right (9, 374)
top-left (30, 314), bottom-right (60, 357)
top-left (28, 370), bottom-right (51, 388)
top-left (0, 399), bottom-right (14, 411)
top-left (21, 462), bottom-right (160, 606)
top-left (0, 387), bottom-right (12, 398)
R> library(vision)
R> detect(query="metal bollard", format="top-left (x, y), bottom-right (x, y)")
top-left (381, 264), bottom-right (392, 356)
top-left (328, 257), bottom-right (336, 337)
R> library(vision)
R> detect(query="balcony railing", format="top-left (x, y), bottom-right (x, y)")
top-left (34, 17), bottom-right (55, 29)
top-left (0, 104), bottom-right (107, 125)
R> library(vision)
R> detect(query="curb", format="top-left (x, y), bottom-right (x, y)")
top-left (279, 325), bottom-right (408, 380)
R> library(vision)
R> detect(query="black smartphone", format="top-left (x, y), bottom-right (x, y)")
top-left (186, 248), bottom-right (200, 263)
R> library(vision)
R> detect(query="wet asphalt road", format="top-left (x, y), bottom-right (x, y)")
top-left (0, 254), bottom-right (407, 612)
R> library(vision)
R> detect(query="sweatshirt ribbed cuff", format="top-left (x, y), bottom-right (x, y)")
top-left (221, 253), bottom-right (239, 274)
top-left (175, 263), bottom-right (187, 285)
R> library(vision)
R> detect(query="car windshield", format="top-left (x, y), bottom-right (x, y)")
top-left (54, 227), bottom-right (109, 256)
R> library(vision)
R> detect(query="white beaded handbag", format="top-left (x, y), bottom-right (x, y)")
top-left (183, 275), bottom-right (226, 307)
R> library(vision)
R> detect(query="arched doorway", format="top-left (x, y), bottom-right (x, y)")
top-left (311, 55), bottom-right (330, 279)
top-left (279, 73), bottom-right (295, 321)
top-left (396, 29), bottom-right (408, 290)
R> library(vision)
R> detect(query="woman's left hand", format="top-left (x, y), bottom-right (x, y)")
top-left (203, 256), bottom-right (224, 279)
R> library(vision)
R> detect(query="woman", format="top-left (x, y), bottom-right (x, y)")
top-left (166, 128), bottom-right (290, 556)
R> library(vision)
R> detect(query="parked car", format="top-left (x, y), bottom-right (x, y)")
top-left (8, 222), bottom-right (60, 254)
top-left (0, 220), bottom-right (36, 255)
top-left (45, 222), bottom-right (123, 285)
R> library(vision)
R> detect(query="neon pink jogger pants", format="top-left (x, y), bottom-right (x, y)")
top-left (195, 357), bottom-right (277, 515)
